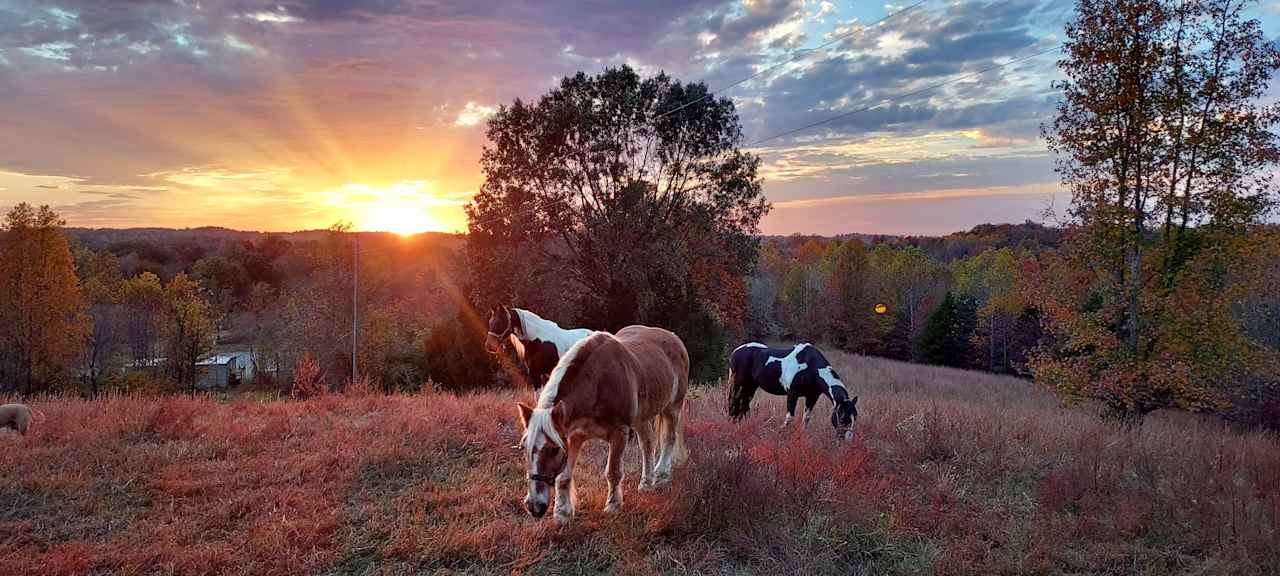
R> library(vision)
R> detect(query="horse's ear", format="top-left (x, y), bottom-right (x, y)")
top-left (851, 396), bottom-right (858, 406)
top-left (516, 402), bottom-right (533, 429)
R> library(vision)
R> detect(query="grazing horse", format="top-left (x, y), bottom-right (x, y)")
top-left (485, 305), bottom-right (593, 393)
top-left (727, 342), bottom-right (859, 440)
top-left (516, 326), bottom-right (689, 522)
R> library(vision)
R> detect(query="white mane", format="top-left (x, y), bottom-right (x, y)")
top-left (522, 333), bottom-right (601, 455)
top-left (512, 308), bottom-right (594, 356)
top-left (536, 332), bottom-right (599, 408)
top-left (817, 366), bottom-right (847, 407)
top-left (733, 342), bottom-right (767, 354)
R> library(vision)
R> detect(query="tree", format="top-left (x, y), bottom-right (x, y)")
top-left (121, 272), bottom-right (163, 370)
top-left (781, 262), bottom-right (825, 340)
top-left (1036, 0), bottom-right (1280, 420)
top-left (916, 291), bottom-right (978, 368)
top-left (952, 247), bottom-right (1024, 372)
top-left (159, 274), bottom-right (215, 391)
top-left (821, 239), bottom-right (880, 352)
top-left (246, 282), bottom-right (282, 383)
top-left (870, 245), bottom-right (948, 359)
top-left (0, 204), bottom-right (89, 393)
top-left (466, 65), bottom-right (769, 379)
top-left (77, 247), bottom-right (126, 396)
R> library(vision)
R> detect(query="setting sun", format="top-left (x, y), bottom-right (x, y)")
top-left (324, 180), bottom-right (468, 235)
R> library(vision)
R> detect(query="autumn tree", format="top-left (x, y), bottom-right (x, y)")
top-left (77, 247), bottom-right (126, 396)
top-left (952, 247), bottom-right (1025, 372)
top-left (0, 204), bottom-right (89, 393)
top-left (121, 272), bottom-right (163, 369)
top-left (1037, 0), bottom-right (1280, 419)
top-left (821, 239), bottom-right (880, 352)
top-left (870, 245), bottom-right (948, 359)
top-left (467, 65), bottom-right (769, 380)
top-left (159, 273), bottom-right (215, 391)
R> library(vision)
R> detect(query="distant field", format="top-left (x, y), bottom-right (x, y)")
top-left (2, 354), bottom-right (1277, 575)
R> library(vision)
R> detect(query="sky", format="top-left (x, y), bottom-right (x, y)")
top-left (0, 0), bottom-right (1277, 236)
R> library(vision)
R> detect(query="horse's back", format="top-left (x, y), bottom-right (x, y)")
top-left (614, 325), bottom-right (689, 415)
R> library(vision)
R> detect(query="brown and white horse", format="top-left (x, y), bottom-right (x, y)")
top-left (516, 325), bottom-right (689, 522)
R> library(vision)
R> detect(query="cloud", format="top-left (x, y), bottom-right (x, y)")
top-left (454, 102), bottom-right (496, 127)
top-left (772, 182), bottom-right (1061, 208)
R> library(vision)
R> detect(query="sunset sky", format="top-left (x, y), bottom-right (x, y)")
top-left (2, 0), bottom-right (1278, 236)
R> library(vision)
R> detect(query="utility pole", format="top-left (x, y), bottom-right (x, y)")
top-left (352, 231), bottom-right (358, 381)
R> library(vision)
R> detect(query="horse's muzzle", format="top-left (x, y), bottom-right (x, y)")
top-left (524, 496), bottom-right (548, 518)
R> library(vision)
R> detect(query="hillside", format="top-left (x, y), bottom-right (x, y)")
top-left (2, 354), bottom-right (1276, 575)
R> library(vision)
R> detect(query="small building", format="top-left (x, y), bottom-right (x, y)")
top-left (197, 352), bottom-right (254, 389)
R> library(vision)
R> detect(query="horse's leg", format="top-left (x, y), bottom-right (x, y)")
top-left (554, 435), bottom-right (583, 523)
top-left (783, 393), bottom-right (799, 427)
top-left (603, 427), bottom-right (627, 513)
top-left (803, 395), bottom-right (820, 430)
top-left (635, 419), bottom-right (658, 491)
top-left (654, 404), bottom-right (683, 484)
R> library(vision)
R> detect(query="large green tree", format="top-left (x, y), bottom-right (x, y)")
top-left (1036, 0), bottom-right (1280, 419)
top-left (466, 65), bottom-right (769, 379)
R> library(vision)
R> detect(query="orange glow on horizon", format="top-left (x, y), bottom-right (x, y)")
top-left (323, 180), bottom-right (469, 235)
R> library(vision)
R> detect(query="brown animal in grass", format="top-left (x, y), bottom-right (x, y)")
top-left (0, 403), bottom-right (44, 436)
top-left (517, 325), bottom-right (689, 523)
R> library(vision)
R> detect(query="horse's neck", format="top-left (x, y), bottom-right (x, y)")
top-left (515, 310), bottom-right (575, 347)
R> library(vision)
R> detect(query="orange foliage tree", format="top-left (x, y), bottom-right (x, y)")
top-left (0, 204), bottom-right (89, 394)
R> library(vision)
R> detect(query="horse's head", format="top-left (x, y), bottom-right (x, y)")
top-left (831, 396), bottom-right (859, 441)
top-left (485, 305), bottom-right (515, 355)
top-left (516, 401), bottom-right (568, 518)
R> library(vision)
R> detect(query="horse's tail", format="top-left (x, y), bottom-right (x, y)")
top-left (726, 364), bottom-right (753, 422)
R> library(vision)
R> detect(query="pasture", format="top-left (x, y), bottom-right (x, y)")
top-left (2, 352), bottom-right (1277, 575)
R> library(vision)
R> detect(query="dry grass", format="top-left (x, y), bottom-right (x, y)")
top-left (2, 354), bottom-right (1277, 575)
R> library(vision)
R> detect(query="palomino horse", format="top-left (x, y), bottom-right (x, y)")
top-left (516, 326), bottom-right (689, 522)
top-left (727, 342), bottom-right (858, 440)
top-left (485, 305), bottom-right (593, 393)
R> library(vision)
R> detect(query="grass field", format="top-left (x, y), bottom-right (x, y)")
top-left (2, 353), bottom-right (1278, 575)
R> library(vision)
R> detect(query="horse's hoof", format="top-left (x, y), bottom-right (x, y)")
top-left (603, 502), bottom-right (621, 513)
top-left (554, 511), bottom-right (573, 524)
top-left (638, 480), bottom-right (656, 492)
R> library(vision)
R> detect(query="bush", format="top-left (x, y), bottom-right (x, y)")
top-left (291, 352), bottom-right (327, 399)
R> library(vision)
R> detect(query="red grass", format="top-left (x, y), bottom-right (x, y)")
top-left (1, 354), bottom-right (1277, 575)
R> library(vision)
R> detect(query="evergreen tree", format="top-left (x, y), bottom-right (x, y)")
top-left (917, 292), bottom-right (978, 368)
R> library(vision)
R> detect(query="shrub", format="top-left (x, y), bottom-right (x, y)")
top-left (291, 352), bottom-right (326, 399)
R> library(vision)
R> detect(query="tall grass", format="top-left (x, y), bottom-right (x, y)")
top-left (1, 355), bottom-right (1276, 575)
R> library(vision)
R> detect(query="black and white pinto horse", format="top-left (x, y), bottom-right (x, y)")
top-left (727, 343), bottom-right (859, 440)
top-left (485, 306), bottom-right (594, 394)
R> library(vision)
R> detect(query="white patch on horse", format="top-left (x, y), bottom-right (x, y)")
top-left (732, 342), bottom-right (767, 354)
top-left (817, 366), bottom-right (846, 407)
top-left (765, 343), bottom-right (810, 391)
top-left (513, 308), bottom-right (594, 357)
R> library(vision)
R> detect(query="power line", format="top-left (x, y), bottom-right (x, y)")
top-left (654, 0), bottom-right (931, 121)
top-left (747, 42), bottom-right (1064, 147)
